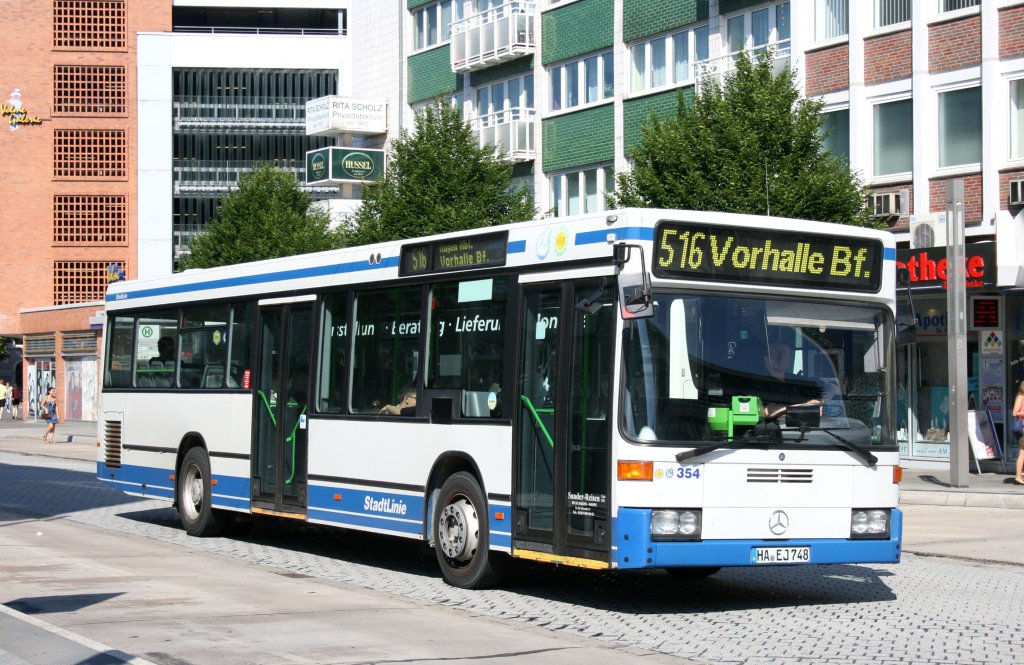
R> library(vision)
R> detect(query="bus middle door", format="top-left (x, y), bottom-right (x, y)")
top-left (514, 279), bottom-right (614, 566)
top-left (252, 300), bottom-right (313, 517)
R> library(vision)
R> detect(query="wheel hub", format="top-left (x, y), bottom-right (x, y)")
top-left (438, 498), bottom-right (479, 563)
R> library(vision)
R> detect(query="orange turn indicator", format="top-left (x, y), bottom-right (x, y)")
top-left (617, 460), bottom-right (653, 481)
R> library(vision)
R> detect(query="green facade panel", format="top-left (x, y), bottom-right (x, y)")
top-left (469, 56), bottom-right (534, 88)
top-left (622, 87), bottom-right (693, 154)
top-left (622, 0), bottom-right (708, 44)
top-left (541, 0), bottom-right (614, 65)
top-left (407, 0), bottom-right (434, 10)
top-left (408, 46), bottom-right (460, 104)
top-left (541, 104), bottom-right (614, 173)
top-left (720, 0), bottom-right (763, 15)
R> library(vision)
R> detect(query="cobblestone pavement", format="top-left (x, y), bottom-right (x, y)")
top-left (4, 452), bottom-right (1024, 664)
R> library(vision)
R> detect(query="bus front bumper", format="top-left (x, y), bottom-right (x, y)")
top-left (615, 507), bottom-right (902, 569)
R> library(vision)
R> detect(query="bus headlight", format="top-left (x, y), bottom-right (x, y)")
top-left (651, 509), bottom-right (701, 540)
top-left (850, 509), bottom-right (890, 539)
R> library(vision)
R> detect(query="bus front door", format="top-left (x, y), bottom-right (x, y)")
top-left (514, 280), bottom-right (614, 565)
top-left (252, 303), bottom-right (313, 516)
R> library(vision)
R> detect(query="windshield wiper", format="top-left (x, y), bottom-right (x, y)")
top-left (675, 441), bottom-right (739, 463)
top-left (675, 427), bottom-right (878, 466)
top-left (785, 426), bottom-right (878, 466)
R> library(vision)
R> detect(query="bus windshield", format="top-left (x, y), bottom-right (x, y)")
top-left (622, 292), bottom-right (893, 449)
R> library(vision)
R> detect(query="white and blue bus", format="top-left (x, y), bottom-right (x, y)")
top-left (98, 209), bottom-right (902, 588)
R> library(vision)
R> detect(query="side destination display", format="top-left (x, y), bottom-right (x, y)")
top-left (653, 221), bottom-right (884, 293)
top-left (400, 231), bottom-right (509, 276)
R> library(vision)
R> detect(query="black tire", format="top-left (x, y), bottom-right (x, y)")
top-left (434, 471), bottom-right (504, 589)
top-left (667, 566), bottom-right (721, 579)
top-left (177, 447), bottom-right (226, 537)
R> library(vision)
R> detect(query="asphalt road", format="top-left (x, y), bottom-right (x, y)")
top-left (2, 451), bottom-right (1024, 664)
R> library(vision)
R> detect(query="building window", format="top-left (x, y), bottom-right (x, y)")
top-left (724, 2), bottom-right (790, 60)
top-left (53, 0), bottom-right (127, 50)
top-left (53, 195), bottom-right (127, 245)
top-left (413, 0), bottom-right (454, 51)
top-left (938, 86), bottom-right (981, 168)
top-left (874, 99), bottom-right (913, 177)
top-left (820, 109), bottom-right (850, 162)
top-left (54, 65), bottom-right (126, 115)
top-left (630, 25), bottom-right (709, 93)
top-left (1011, 79), bottom-right (1024, 161)
top-left (53, 260), bottom-right (128, 305)
top-left (53, 129), bottom-right (127, 179)
top-left (549, 165), bottom-right (615, 217)
top-left (550, 51), bottom-right (613, 112)
top-left (475, 74), bottom-right (533, 121)
top-left (941, 0), bottom-right (978, 12)
top-left (815, 0), bottom-right (848, 41)
top-left (876, 0), bottom-right (911, 28)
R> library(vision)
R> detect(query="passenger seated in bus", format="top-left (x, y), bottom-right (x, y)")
top-left (151, 336), bottom-right (175, 364)
top-left (379, 385), bottom-right (416, 416)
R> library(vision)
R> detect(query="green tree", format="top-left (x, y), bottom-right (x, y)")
top-left (180, 164), bottom-right (343, 269)
top-left (614, 50), bottom-right (877, 227)
top-left (344, 101), bottom-right (535, 246)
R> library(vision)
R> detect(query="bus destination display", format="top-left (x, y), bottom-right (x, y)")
top-left (653, 221), bottom-right (884, 293)
top-left (400, 231), bottom-right (508, 276)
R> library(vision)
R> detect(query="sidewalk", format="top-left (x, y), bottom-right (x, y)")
top-left (0, 417), bottom-right (1021, 507)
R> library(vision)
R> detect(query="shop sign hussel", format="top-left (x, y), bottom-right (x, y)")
top-left (306, 96), bottom-right (387, 136)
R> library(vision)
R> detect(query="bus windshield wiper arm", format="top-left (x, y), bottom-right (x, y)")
top-left (814, 427), bottom-right (878, 466)
top-left (676, 441), bottom-right (738, 463)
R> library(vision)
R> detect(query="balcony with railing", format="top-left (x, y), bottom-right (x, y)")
top-left (471, 108), bottom-right (535, 162)
top-left (451, 1), bottom-right (536, 73)
top-left (694, 42), bottom-right (791, 94)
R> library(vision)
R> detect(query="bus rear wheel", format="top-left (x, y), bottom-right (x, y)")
top-left (434, 472), bottom-right (504, 589)
top-left (177, 447), bottom-right (226, 537)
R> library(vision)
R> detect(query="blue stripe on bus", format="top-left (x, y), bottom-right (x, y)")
top-left (97, 462), bottom-right (250, 509)
top-left (574, 226), bottom-right (655, 246)
top-left (109, 239), bottom-right (529, 302)
top-left (614, 507), bottom-right (902, 568)
top-left (884, 246), bottom-right (896, 260)
top-left (107, 256), bottom-right (402, 302)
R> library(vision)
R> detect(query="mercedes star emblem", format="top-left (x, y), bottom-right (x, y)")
top-left (769, 510), bottom-right (789, 536)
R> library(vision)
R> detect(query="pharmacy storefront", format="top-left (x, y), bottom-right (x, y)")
top-left (895, 240), bottom-right (1016, 466)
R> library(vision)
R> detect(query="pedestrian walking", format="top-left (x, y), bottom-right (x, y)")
top-left (0, 380), bottom-right (7, 420)
top-left (11, 384), bottom-right (21, 419)
top-left (2, 379), bottom-right (10, 418)
top-left (1013, 380), bottom-right (1024, 485)
top-left (40, 387), bottom-right (58, 444)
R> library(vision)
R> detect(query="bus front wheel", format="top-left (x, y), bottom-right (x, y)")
top-left (434, 472), bottom-right (503, 589)
top-left (177, 447), bottom-right (226, 537)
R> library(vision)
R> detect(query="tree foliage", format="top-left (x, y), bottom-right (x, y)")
top-left (179, 164), bottom-right (343, 269)
top-left (614, 50), bottom-right (877, 227)
top-left (343, 101), bottom-right (535, 246)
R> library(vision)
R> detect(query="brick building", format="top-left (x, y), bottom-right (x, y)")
top-left (0, 0), bottom-right (346, 422)
top-left (0, 0), bottom-right (170, 422)
top-left (369, 0), bottom-right (1023, 467)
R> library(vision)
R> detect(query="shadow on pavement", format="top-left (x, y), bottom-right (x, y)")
top-left (6, 593), bottom-right (125, 615)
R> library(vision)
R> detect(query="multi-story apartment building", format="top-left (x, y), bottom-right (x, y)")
top-left (0, 0), bottom-right (347, 422)
top-left (376, 0), bottom-right (1024, 468)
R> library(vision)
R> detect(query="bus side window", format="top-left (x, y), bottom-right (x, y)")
top-left (105, 314), bottom-right (135, 388)
top-left (318, 292), bottom-right (349, 413)
top-left (349, 285), bottom-right (422, 415)
top-left (425, 277), bottom-right (508, 418)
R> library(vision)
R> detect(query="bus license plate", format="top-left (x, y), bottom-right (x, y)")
top-left (752, 546), bottom-right (811, 564)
